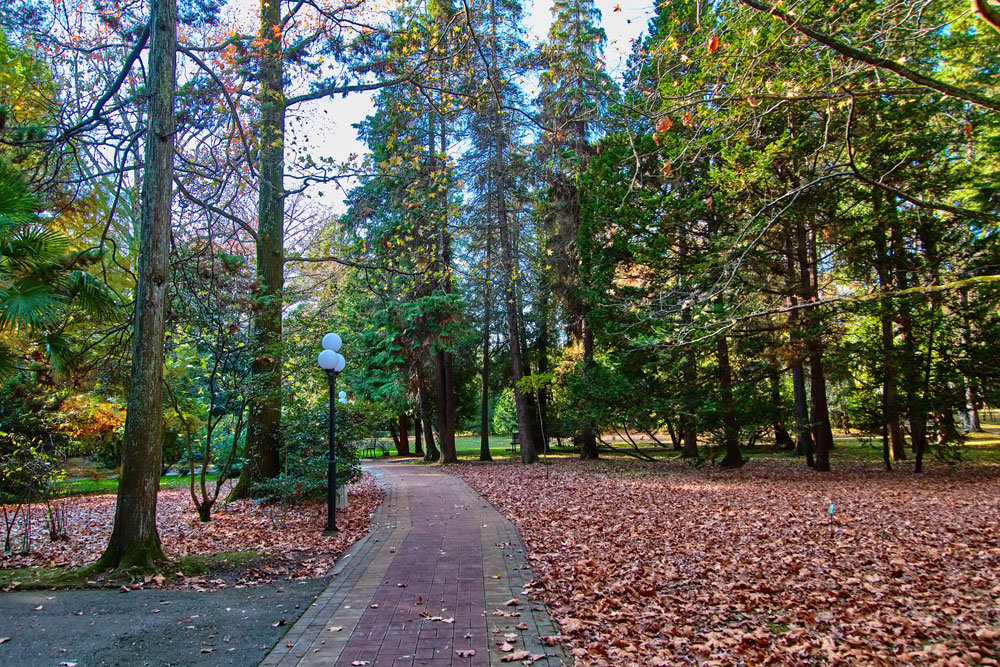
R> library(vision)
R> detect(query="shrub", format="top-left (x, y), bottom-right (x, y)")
top-left (253, 400), bottom-right (376, 505)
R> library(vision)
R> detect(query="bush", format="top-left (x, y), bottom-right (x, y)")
top-left (91, 421), bottom-right (187, 474)
top-left (253, 400), bottom-right (376, 505)
top-left (0, 382), bottom-right (69, 502)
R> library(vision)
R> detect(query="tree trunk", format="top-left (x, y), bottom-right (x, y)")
top-left (784, 235), bottom-right (814, 467)
top-left (766, 354), bottom-right (794, 449)
top-left (873, 196), bottom-right (907, 460)
top-left (678, 227), bottom-right (698, 459)
top-left (959, 289), bottom-right (984, 432)
top-left (230, 0), bottom-right (285, 500)
top-left (418, 372), bottom-right (440, 462)
top-left (434, 116), bottom-right (457, 464)
top-left (96, 0), bottom-right (176, 570)
top-left (579, 314), bottom-right (599, 459)
top-left (536, 288), bottom-right (550, 454)
top-left (413, 410), bottom-right (424, 457)
top-left (493, 104), bottom-right (536, 464)
top-left (479, 218), bottom-right (493, 461)
top-left (435, 349), bottom-right (457, 462)
top-left (717, 336), bottom-right (743, 468)
top-left (397, 413), bottom-right (410, 456)
top-left (680, 305), bottom-right (698, 459)
top-left (388, 421), bottom-right (400, 451)
top-left (888, 205), bottom-right (929, 473)
top-left (798, 221), bottom-right (832, 471)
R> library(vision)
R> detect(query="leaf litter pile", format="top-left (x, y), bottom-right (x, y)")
top-left (452, 459), bottom-right (1000, 664)
top-left (1, 473), bottom-right (381, 586)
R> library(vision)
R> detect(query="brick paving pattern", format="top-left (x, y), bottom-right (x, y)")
top-left (262, 462), bottom-right (566, 666)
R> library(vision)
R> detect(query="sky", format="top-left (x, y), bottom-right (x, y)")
top-left (277, 0), bottom-right (656, 213)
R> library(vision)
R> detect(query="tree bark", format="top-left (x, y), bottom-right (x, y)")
top-left (536, 288), bottom-right (550, 454)
top-left (413, 410), bottom-right (424, 457)
top-left (766, 354), bottom-right (794, 449)
top-left (959, 289), bottom-right (984, 432)
top-left (96, 0), bottom-right (176, 570)
top-left (397, 412), bottom-right (410, 456)
top-left (418, 371), bottom-right (440, 462)
top-left (578, 312), bottom-right (599, 459)
top-left (434, 113), bottom-right (457, 464)
top-left (798, 221), bottom-right (833, 471)
top-left (492, 85), bottom-right (536, 463)
top-left (680, 304), bottom-right (698, 459)
top-left (678, 227), bottom-right (698, 459)
top-left (717, 336), bottom-right (743, 468)
top-left (873, 195), bottom-right (908, 460)
top-left (230, 0), bottom-right (285, 500)
top-left (784, 235), bottom-right (814, 467)
top-left (480, 229), bottom-right (493, 461)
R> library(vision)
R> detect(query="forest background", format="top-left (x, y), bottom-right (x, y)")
top-left (1, 0), bottom-right (999, 570)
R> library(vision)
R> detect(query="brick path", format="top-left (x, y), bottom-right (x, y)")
top-left (262, 462), bottom-right (566, 666)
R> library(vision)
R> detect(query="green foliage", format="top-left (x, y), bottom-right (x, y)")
top-left (492, 387), bottom-right (516, 435)
top-left (252, 399), bottom-right (377, 505)
top-left (0, 384), bottom-right (67, 506)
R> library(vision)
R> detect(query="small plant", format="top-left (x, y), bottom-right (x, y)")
top-left (44, 499), bottom-right (68, 542)
top-left (0, 436), bottom-right (68, 554)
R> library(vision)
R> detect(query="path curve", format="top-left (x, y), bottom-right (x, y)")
top-left (262, 461), bottom-right (566, 666)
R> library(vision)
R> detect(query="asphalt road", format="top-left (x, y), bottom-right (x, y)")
top-left (0, 580), bottom-right (327, 666)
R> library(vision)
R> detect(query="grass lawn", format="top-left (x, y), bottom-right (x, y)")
top-left (447, 412), bottom-right (1000, 466)
top-left (56, 472), bottom-right (222, 497)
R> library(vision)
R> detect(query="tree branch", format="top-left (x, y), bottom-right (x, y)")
top-left (56, 22), bottom-right (151, 143)
top-left (974, 0), bottom-right (1000, 33)
top-left (739, 0), bottom-right (1000, 112)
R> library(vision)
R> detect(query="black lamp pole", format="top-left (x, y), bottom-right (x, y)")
top-left (325, 368), bottom-right (339, 533)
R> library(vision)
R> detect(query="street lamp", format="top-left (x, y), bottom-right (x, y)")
top-left (318, 333), bottom-right (345, 534)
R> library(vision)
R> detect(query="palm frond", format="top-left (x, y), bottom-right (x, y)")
top-left (65, 270), bottom-right (118, 320)
top-left (43, 331), bottom-right (72, 377)
top-left (0, 160), bottom-right (39, 221)
top-left (2, 225), bottom-right (70, 270)
top-left (0, 282), bottom-right (63, 330)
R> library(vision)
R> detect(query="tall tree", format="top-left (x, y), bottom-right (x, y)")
top-left (536, 0), bottom-right (615, 460)
top-left (95, 0), bottom-right (176, 569)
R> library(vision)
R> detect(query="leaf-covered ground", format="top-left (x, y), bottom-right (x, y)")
top-left (1, 473), bottom-right (381, 585)
top-left (451, 459), bottom-right (1000, 665)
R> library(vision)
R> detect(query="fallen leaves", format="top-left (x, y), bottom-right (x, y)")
top-left (0, 474), bottom-right (382, 587)
top-left (452, 459), bottom-right (1000, 664)
top-left (499, 650), bottom-right (531, 662)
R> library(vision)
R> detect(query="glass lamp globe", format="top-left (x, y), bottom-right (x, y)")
top-left (322, 333), bottom-right (342, 352)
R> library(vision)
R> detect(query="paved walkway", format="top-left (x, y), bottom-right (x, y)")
top-left (262, 462), bottom-right (565, 666)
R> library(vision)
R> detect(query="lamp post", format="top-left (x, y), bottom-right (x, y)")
top-left (318, 333), bottom-right (345, 533)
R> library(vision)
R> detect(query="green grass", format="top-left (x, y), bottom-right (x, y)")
top-left (445, 417), bottom-right (1000, 466)
top-left (56, 473), bottom-right (221, 497)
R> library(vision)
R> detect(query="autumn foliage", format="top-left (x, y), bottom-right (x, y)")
top-left (453, 460), bottom-right (1000, 664)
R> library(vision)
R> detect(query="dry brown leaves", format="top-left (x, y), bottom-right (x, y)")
top-left (1, 473), bottom-right (382, 586)
top-left (451, 459), bottom-right (1000, 665)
